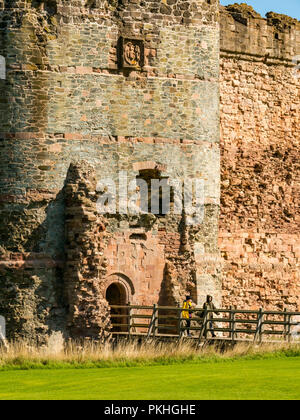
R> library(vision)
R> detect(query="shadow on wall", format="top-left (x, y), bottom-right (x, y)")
top-left (158, 264), bottom-right (178, 308)
top-left (0, 189), bottom-right (67, 343)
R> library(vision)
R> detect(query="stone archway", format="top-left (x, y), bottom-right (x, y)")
top-left (105, 273), bottom-right (134, 332)
top-left (105, 272), bottom-right (135, 302)
top-left (106, 282), bottom-right (128, 307)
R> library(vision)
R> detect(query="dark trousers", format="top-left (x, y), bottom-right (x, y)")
top-left (209, 321), bottom-right (216, 337)
top-left (185, 319), bottom-right (191, 336)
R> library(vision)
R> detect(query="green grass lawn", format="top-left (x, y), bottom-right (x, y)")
top-left (0, 357), bottom-right (299, 400)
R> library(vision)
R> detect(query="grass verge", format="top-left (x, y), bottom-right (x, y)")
top-left (1, 340), bottom-right (300, 371)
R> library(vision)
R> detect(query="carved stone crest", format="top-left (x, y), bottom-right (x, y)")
top-left (119, 37), bottom-right (144, 70)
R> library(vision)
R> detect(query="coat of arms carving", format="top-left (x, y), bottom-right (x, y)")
top-left (119, 37), bottom-right (144, 70)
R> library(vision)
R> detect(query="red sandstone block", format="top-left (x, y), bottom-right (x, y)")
top-left (133, 161), bottom-right (156, 171)
top-left (64, 133), bottom-right (83, 140)
top-left (76, 66), bottom-right (93, 74)
top-left (142, 137), bottom-right (155, 144)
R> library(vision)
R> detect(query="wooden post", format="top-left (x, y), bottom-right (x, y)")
top-left (260, 308), bottom-right (264, 344)
top-left (128, 303), bottom-right (132, 337)
top-left (153, 304), bottom-right (158, 337)
top-left (177, 303), bottom-right (181, 338)
top-left (179, 303), bottom-right (184, 340)
top-left (146, 304), bottom-right (156, 338)
top-left (283, 308), bottom-right (287, 342)
top-left (230, 306), bottom-right (236, 342)
top-left (287, 314), bottom-right (292, 343)
top-left (198, 309), bottom-right (208, 347)
top-left (254, 307), bottom-right (263, 344)
top-left (204, 310), bottom-right (208, 339)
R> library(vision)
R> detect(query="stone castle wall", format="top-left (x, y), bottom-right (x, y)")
top-left (0, 0), bottom-right (220, 341)
top-left (219, 4), bottom-right (300, 311)
top-left (0, 1), bottom-right (299, 342)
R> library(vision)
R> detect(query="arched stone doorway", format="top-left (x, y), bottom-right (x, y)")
top-left (106, 282), bottom-right (128, 307)
top-left (105, 274), bottom-right (134, 332)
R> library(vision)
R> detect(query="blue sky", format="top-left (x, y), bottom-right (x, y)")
top-left (220, 0), bottom-right (300, 20)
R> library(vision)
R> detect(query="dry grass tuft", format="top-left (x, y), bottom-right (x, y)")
top-left (0, 338), bottom-right (300, 370)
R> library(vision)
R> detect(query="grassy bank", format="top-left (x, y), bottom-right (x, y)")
top-left (1, 340), bottom-right (300, 371)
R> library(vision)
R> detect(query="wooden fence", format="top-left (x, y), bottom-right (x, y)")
top-left (110, 304), bottom-right (300, 344)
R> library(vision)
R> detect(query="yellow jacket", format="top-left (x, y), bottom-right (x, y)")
top-left (182, 300), bottom-right (192, 319)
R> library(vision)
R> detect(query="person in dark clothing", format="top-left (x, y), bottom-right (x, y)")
top-left (203, 295), bottom-right (219, 338)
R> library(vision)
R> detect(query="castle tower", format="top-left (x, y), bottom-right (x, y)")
top-left (0, 0), bottom-right (220, 341)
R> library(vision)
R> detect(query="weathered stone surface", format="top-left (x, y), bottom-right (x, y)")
top-left (0, 0), bottom-right (220, 341)
top-left (1, 1), bottom-right (298, 343)
top-left (64, 161), bottom-right (111, 340)
top-left (220, 4), bottom-right (300, 60)
top-left (219, 6), bottom-right (300, 312)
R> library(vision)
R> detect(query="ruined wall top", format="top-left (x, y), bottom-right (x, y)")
top-left (220, 3), bottom-right (300, 61)
top-left (0, 0), bottom-right (219, 26)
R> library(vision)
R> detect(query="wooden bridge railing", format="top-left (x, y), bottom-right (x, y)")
top-left (109, 304), bottom-right (300, 344)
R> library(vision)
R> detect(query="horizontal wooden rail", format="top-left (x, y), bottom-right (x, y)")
top-left (109, 304), bottom-right (300, 343)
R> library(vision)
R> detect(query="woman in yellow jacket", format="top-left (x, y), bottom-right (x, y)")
top-left (182, 296), bottom-right (193, 337)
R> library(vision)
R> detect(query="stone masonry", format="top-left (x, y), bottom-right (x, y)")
top-left (0, 1), bottom-right (299, 342)
top-left (0, 0), bottom-right (220, 341)
top-left (219, 4), bottom-right (300, 312)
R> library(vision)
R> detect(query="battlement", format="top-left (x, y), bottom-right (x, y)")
top-left (221, 3), bottom-right (300, 61)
